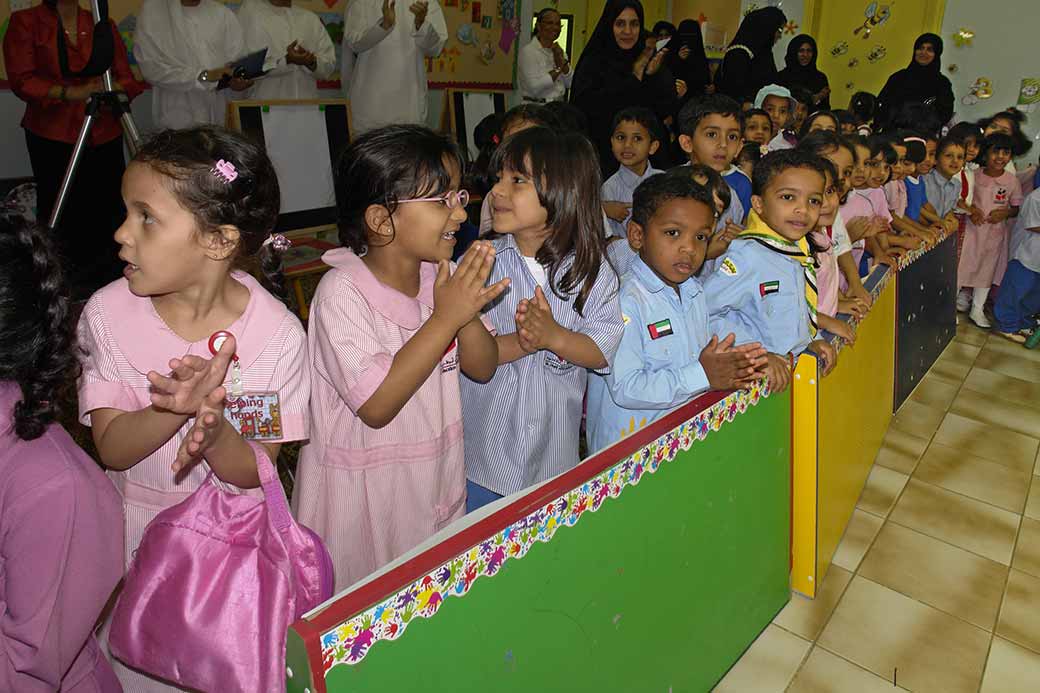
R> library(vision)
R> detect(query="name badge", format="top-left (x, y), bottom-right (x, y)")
top-left (224, 392), bottom-right (283, 441)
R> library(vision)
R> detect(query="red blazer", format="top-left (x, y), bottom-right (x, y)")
top-left (3, 4), bottom-right (144, 145)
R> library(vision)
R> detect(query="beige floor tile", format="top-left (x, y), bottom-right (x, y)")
top-left (712, 624), bottom-right (810, 692)
top-left (975, 349), bottom-right (1040, 384)
top-left (982, 335), bottom-right (1040, 363)
top-left (932, 413), bottom-right (1040, 473)
top-left (832, 509), bottom-right (885, 572)
top-left (963, 367), bottom-right (1040, 407)
top-left (981, 637), bottom-right (1040, 693)
top-left (875, 428), bottom-right (930, 474)
top-left (774, 567), bottom-right (852, 641)
top-left (950, 389), bottom-right (1040, 439)
top-left (942, 341), bottom-right (983, 365)
top-left (858, 522), bottom-right (1008, 630)
top-left (997, 569), bottom-right (1040, 654)
top-left (930, 354), bottom-right (974, 385)
top-left (890, 400), bottom-right (947, 439)
top-left (955, 322), bottom-right (990, 347)
top-left (787, 647), bottom-right (905, 693)
top-left (856, 466), bottom-right (909, 517)
top-left (889, 479), bottom-right (1020, 565)
top-left (909, 376), bottom-right (961, 410)
top-left (1013, 517), bottom-right (1040, 579)
top-left (818, 576), bottom-right (990, 693)
top-left (1027, 477), bottom-right (1040, 520)
top-left (914, 443), bottom-right (1032, 512)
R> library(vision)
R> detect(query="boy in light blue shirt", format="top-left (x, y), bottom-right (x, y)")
top-left (602, 106), bottom-right (665, 240)
top-left (587, 170), bottom-right (768, 454)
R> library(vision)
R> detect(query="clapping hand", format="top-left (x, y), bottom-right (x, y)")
top-left (172, 387), bottom-right (227, 474)
top-left (148, 336), bottom-right (237, 417)
top-left (432, 241), bottom-right (510, 332)
top-left (515, 286), bottom-right (561, 353)
top-left (699, 334), bottom-right (768, 390)
top-left (410, 0), bottom-right (428, 30)
top-left (286, 40), bottom-right (316, 69)
top-left (380, 0), bottom-right (395, 29)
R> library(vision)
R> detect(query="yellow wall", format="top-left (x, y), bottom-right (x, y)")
top-left (672, 0), bottom-right (741, 53)
top-left (806, 0), bottom-right (946, 110)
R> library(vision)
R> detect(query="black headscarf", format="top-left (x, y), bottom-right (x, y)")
top-left (715, 7), bottom-right (786, 103)
top-left (729, 7), bottom-right (786, 60)
top-left (877, 33), bottom-right (954, 129)
top-left (668, 19), bottom-right (710, 94)
top-left (574, 0), bottom-right (649, 76)
top-left (777, 35), bottom-right (829, 109)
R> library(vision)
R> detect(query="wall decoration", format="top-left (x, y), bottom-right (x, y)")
top-left (1017, 78), bottom-right (1040, 111)
top-left (866, 45), bottom-right (887, 63)
top-left (830, 41), bottom-right (849, 57)
top-left (952, 27), bottom-right (975, 47)
top-left (848, 57), bottom-right (860, 68)
top-left (961, 77), bottom-right (994, 105)
top-left (947, 63), bottom-right (959, 74)
top-left (853, 2), bottom-right (892, 39)
top-left (783, 21), bottom-right (799, 35)
top-left (845, 81), bottom-right (855, 90)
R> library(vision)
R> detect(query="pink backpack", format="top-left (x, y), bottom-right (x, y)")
top-left (109, 443), bottom-right (333, 692)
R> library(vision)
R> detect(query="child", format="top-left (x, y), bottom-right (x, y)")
top-left (0, 218), bottom-right (123, 693)
top-left (885, 134), bottom-right (938, 247)
top-left (959, 133), bottom-right (1023, 328)
top-left (677, 94), bottom-right (748, 223)
top-left (979, 108), bottom-right (1033, 174)
top-left (947, 122), bottom-right (984, 310)
top-left (835, 109), bottom-right (857, 135)
top-left (602, 107), bottom-right (664, 239)
top-left (903, 135), bottom-right (932, 228)
top-left (77, 127), bottom-right (308, 690)
top-left (704, 149), bottom-right (839, 393)
top-left (737, 142), bottom-right (764, 179)
top-left (462, 127), bottom-right (624, 511)
top-left (994, 186), bottom-right (1040, 342)
top-left (922, 136), bottom-right (966, 235)
top-left (798, 110), bottom-right (839, 140)
top-left (743, 108), bottom-right (773, 145)
top-left (754, 84), bottom-right (793, 138)
top-left (789, 87), bottom-right (815, 133)
top-left (841, 136), bottom-right (893, 270)
top-left (811, 160), bottom-right (857, 344)
top-left (866, 136), bottom-right (919, 257)
top-left (294, 126), bottom-right (506, 589)
top-left (849, 91), bottom-right (877, 135)
top-left (586, 170), bottom-right (767, 453)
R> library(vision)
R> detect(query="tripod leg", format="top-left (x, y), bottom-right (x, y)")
top-left (48, 112), bottom-right (97, 230)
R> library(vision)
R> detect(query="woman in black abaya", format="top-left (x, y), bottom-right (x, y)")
top-left (876, 33), bottom-right (955, 130)
top-left (713, 6), bottom-right (786, 106)
top-left (777, 34), bottom-right (830, 110)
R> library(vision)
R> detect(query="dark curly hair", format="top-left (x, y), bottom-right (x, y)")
top-left (132, 126), bottom-right (287, 300)
top-left (0, 217), bottom-right (79, 441)
top-left (334, 125), bottom-right (464, 255)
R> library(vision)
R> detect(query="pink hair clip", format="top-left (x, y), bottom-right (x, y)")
top-left (262, 233), bottom-right (292, 251)
top-left (212, 159), bottom-right (238, 184)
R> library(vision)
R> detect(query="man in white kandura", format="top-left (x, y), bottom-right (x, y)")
top-left (237, 0), bottom-right (337, 100)
top-left (343, 0), bottom-right (447, 133)
top-left (518, 7), bottom-right (572, 103)
top-left (134, 0), bottom-right (250, 130)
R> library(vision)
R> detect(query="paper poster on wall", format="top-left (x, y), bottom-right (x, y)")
top-left (260, 104), bottom-right (334, 215)
top-left (426, 0), bottom-right (519, 89)
top-left (1017, 79), bottom-right (1040, 111)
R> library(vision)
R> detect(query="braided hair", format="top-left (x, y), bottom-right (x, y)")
top-left (0, 217), bottom-right (80, 440)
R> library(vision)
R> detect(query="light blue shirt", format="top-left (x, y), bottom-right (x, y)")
top-left (703, 237), bottom-right (812, 356)
top-left (923, 169), bottom-right (962, 218)
top-left (1010, 187), bottom-right (1040, 273)
top-left (586, 257), bottom-right (711, 454)
top-left (601, 164), bottom-right (664, 239)
top-left (461, 234), bottom-right (625, 495)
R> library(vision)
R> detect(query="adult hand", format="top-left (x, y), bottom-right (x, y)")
top-left (632, 43), bottom-right (653, 80)
top-left (229, 76), bottom-right (254, 92)
top-left (678, 45), bottom-right (691, 60)
top-left (675, 79), bottom-right (688, 98)
top-left (380, 0), bottom-right (395, 29)
top-left (66, 78), bottom-right (103, 100)
top-left (646, 48), bottom-right (668, 76)
top-left (409, 0), bottom-right (428, 30)
top-left (286, 40), bottom-right (316, 68)
top-left (551, 43), bottom-right (566, 69)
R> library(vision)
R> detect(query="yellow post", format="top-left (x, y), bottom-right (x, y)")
top-left (790, 354), bottom-right (820, 598)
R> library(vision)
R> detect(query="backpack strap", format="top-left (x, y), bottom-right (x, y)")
top-left (250, 440), bottom-right (293, 532)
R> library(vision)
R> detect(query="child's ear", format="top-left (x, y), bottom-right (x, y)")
top-left (750, 194), bottom-right (765, 217)
top-left (649, 139), bottom-right (661, 156)
top-left (204, 225), bottom-right (241, 260)
top-left (626, 220), bottom-right (645, 250)
top-left (364, 204), bottom-right (394, 240)
top-left (678, 134), bottom-right (694, 155)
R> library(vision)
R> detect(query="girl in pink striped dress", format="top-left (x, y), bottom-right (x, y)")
top-left (77, 127), bottom-right (310, 692)
top-left (292, 125), bottom-right (507, 591)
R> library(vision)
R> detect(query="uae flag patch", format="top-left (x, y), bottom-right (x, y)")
top-left (647, 319), bottom-right (674, 340)
top-left (759, 280), bottom-right (780, 297)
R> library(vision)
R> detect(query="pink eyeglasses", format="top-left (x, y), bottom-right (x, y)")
top-left (397, 190), bottom-right (471, 209)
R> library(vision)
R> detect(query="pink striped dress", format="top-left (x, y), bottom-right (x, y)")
top-left (77, 271), bottom-right (310, 692)
top-left (292, 249), bottom-right (493, 591)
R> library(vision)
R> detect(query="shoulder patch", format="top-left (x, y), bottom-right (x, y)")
top-left (720, 257), bottom-right (738, 276)
top-left (622, 313), bottom-right (631, 325)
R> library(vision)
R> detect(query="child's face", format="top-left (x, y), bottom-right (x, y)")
top-left (115, 161), bottom-right (218, 297)
top-left (762, 95), bottom-right (790, 133)
top-left (807, 115), bottom-right (838, 135)
top-left (822, 145), bottom-right (854, 197)
top-left (628, 197), bottom-right (713, 290)
top-left (935, 144), bottom-right (965, 179)
top-left (751, 167), bottom-right (824, 242)
top-left (737, 156), bottom-right (755, 179)
top-left (490, 164), bottom-right (548, 237)
top-left (679, 113), bottom-right (742, 172)
top-left (918, 140), bottom-right (937, 175)
top-left (890, 144), bottom-right (909, 181)
top-left (818, 172), bottom-right (840, 227)
top-left (984, 117), bottom-right (1013, 138)
top-left (964, 136), bottom-right (980, 162)
top-left (391, 158), bottom-right (469, 262)
top-left (985, 147), bottom-right (1012, 172)
top-left (611, 119), bottom-right (659, 173)
top-left (743, 114), bottom-right (772, 145)
top-left (850, 144), bottom-right (870, 189)
top-left (865, 152), bottom-right (889, 188)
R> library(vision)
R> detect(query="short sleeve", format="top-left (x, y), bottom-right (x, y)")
top-left (267, 318), bottom-right (311, 442)
top-left (831, 214), bottom-right (853, 256)
top-left (577, 262), bottom-right (625, 369)
top-left (1010, 175), bottom-right (1025, 207)
top-left (76, 297), bottom-right (139, 425)
top-left (310, 278), bottom-right (394, 415)
top-left (1021, 191), bottom-right (1040, 229)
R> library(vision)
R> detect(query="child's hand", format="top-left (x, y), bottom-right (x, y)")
top-left (838, 295), bottom-right (868, 319)
top-left (847, 284), bottom-right (873, 309)
top-left (829, 320), bottom-right (856, 345)
top-left (969, 207), bottom-right (985, 225)
top-left (811, 339), bottom-right (838, 376)
top-left (942, 215), bottom-right (959, 234)
top-left (172, 386), bottom-right (227, 475)
top-left (706, 222), bottom-right (741, 259)
top-left (603, 201), bottom-right (631, 222)
top-left (515, 286), bottom-right (562, 352)
top-left (699, 333), bottom-right (768, 390)
top-left (987, 207), bottom-right (1011, 224)
top-left (433, 241), bottom-right (510, 332)
top-left (763, 353), bottom-right (792, 393)
top-left (147, 336), bottom-right (236, 416)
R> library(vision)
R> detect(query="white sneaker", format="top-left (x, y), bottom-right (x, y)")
top-left (956, 291), bottom-right (971, 312)
top-left (969, 306), bottom-right (992, 329)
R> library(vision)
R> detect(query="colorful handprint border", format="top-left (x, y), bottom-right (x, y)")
top-left (318, 380), bottom-right (769, 673)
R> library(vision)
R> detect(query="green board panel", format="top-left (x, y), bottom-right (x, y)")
top-left (320, 391), bottom-right (791, 692)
